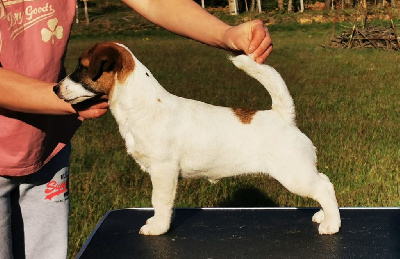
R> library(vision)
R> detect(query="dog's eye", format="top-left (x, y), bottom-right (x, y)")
top-left (76, 63), bottom-right (88, 72)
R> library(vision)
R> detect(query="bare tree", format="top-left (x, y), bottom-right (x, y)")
top-left (250, 0), bottom-right (255, 12)
top-left (75, 1), bottom-right (79, 23)
top-left (343, 0), bottom-right (354, 8)
top-left (257, 0), bottom-right (262, 13)
top-left (75, 0), bottom-right (89, 25)
top-left (83, 0), bottom-right (89, 25)
top-left (288, 0), bottom-right (293, 12)
top-left (228, 0), bottom-right (238, 15)
top-left (325, 0), bottom-right (332, 10)
top-left (244, 0), bottom-right (249, 11)
top-left (383, 0), bottom-right (395, 7)
top-left (278, 0), bottom-right (284, 11)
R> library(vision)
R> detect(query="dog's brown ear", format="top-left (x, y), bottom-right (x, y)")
top-left (88, 47), bottom-right (122, 81)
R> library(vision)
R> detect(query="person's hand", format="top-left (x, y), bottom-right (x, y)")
top-left (222, 20), bottom-right (272, 64)
top-left (72, 95), bottom-right (109, 120)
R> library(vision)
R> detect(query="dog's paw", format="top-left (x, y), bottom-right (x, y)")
top-left (139, 223), bottom-right (169, 236)
top-left (312, 209), bottom-right (341, 234)
top-left (139, 217), bottom-right (170, 236)
top-left (312, 209), bottom-right (325, 223)
top-left (318, 218), bottom-right (341, 235)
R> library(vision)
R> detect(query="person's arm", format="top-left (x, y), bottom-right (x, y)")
top-left (122, 0), bottom-right (272, 63)
top-left (0, 68), bottom-right (108, 119)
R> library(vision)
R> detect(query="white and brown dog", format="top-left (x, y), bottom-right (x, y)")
top-left (54, 42), bottom-right (341, 236)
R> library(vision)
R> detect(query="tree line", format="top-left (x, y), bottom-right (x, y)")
top-left (194, 0), bottom-right (397, 13)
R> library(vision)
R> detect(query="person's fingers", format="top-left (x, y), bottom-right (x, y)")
top-left (252, 33), bottom-right (273, 63)
top-left (78, 107), bottom-right (108, 120)
top-left (255, 44), bottom-right (273, 64)
top-left (73, 95), bottom-right (109, 120)
top-left (222, 19), bottom-right (272, 63)
top-left (249, 25), bottom-right (273, 63)
top-left (90, 100), bottom-right (109, 110)
top-left (248, 20), bottom-right (266, 54)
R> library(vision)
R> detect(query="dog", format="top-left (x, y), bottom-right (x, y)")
top-left (54, 42), bottom-right (341, 236)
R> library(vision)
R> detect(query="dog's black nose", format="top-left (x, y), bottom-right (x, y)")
top-left (53, 85), bottom-right (60, 94)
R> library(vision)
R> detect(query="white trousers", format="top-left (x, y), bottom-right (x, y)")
top-left (0, 144), bottom-right (71, 259)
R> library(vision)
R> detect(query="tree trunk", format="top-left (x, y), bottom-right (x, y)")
top-left (325, 0), bottom-right (331, 10)
top-left (288, 0), bottom-right (293, 12)
top-left (250, 0), bottom-right (255, 12)
top-left (75, 2), bottom-right (79, 24)
top-left (201, 0), bottom-right (205, 8)
top-left (228, 0), bottom-right (238, 15)
top-left (343, 0), bottom-right (353, 8)
top-left (84, 0), bottom-right (89, 25)
top-left (278, 0), bottom-right (284, 11)
top-left (244, 0), bottom-right (249, 11)
top-left (256, 0), bottom-right (262, 13)
top-left (300, 0), bottom-right (304, 12)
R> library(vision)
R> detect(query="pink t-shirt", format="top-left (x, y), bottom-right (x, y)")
top-left (0, 0), bottom-right (80, 176)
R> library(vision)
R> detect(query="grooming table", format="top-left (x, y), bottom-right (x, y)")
top-left (76, 208), bottom-right (399, 258)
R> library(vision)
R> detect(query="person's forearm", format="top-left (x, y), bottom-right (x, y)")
top-left (0, 68), bottom-right (76, 115)
top-left (122, 0), bottom-right (231, 48)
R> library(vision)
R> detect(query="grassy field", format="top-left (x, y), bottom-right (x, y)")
top-left (66, 7), bottom-right (399, 258)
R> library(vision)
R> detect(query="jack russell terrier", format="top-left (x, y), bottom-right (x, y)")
top-left (54, 42), bottom-right (341, 236)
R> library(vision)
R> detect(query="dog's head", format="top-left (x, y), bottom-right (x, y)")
top-left (54, 42), bottom-right (135, 104)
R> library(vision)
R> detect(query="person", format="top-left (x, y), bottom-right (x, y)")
top-left (0, 0), bottom-right (273, 258)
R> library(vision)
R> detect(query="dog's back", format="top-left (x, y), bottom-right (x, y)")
top-left (230, 55), bottom-right (295, 124)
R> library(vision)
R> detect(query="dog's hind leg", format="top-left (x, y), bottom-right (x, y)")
top-left (271, 166), bottom-right (341, 235)
top-left (139, 164), bottom-right (179, 235)
top-left (308, 172), bottom-right (341, 234)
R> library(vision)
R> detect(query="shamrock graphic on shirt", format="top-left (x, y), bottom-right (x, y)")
top-left (41, 18), bottom-right (63, 44)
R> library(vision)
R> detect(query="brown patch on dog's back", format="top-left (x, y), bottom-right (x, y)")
top-left (232, 108), bottom-right (257, 124)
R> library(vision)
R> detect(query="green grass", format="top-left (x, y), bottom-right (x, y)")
top-left (66, 12), bottom-right (399, 258)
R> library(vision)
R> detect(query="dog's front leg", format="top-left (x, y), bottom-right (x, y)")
top-left (139, 164), bottom-right (178, 235)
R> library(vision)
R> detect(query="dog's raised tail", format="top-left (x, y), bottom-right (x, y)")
top-left (230, 55), bottom-right (295, 123)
